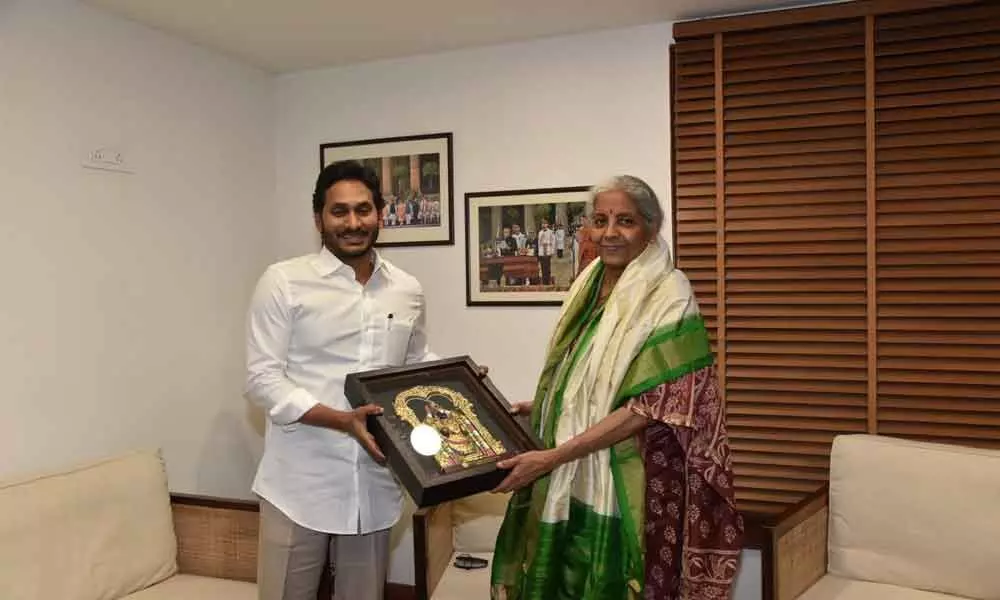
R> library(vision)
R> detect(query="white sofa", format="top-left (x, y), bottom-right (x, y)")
top-left (412, 491), bottom-right (511, 599)
top-left (0, 450), bottom-right (258, 600)
top-left (766, 434), bottom-right (1000, 600)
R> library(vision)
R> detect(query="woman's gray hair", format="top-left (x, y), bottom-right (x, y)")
top-left (589, 175), bottom-right (664, 234)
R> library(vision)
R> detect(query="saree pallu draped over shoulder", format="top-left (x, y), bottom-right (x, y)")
top-left (491, 237), bottom-right (743, 600)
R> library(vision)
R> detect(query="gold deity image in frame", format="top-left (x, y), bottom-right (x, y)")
top-left (344, 356), bottom-right (542, 507)
top-left (393, 385), bottom-right (507, 473)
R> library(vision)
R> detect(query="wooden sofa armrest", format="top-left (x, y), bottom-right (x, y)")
top-left (762, 484), bottom-right (829, 600)
top-left (413, 502), bottom-right (455, 600)
top-left (170, 493), bottom-right (260, 583)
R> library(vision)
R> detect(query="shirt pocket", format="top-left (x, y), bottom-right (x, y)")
top-left (383, 315), bottom-right (415, 366)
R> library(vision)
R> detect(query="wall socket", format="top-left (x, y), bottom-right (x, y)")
top-left (82, 146), bottom-right (134, 174)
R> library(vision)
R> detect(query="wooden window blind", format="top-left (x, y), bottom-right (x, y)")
top-left (671, 0), bottom-right (1000, 517)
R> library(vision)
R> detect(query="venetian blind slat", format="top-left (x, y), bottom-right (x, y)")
top-left (721, 19), bottom-right (869, 516)
top-left (672, 38), bottom-right (719, 349)
top-left (875, 3), bottom-right (1000, 448)
top-left (671, 0), bottom-right (1000, 520)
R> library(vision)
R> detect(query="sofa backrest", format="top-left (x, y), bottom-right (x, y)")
top-left (828, 434), bottom-right (1000, 600)
top-left (0, 450), bottom-right (179, 600)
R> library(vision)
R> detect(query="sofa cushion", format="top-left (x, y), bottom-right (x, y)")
top-left (800, 575), bottom-right (973, 600)
top-left (124, 574), bottom-right (256, 600)
top-left (431, 552), bottom-right (493, 600)
top-left (828, 434), bottom-right (1000, 600)
top-left (452, 492), bottom-right (510, 553)
top-left (0, 450), bottom-right (178, 600)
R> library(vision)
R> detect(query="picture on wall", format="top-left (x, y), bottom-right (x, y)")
top-left (465, 186), bottom-right (594, 306)
top-left (319, 132), bottom-right (454, 247)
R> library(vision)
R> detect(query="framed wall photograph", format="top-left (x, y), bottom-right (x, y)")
top-left (319, 132), bottom-right (454, 247)
top-left (466, 186), bottom-right (594, 306)
top-left (345, 356), bottom-right (541, 508)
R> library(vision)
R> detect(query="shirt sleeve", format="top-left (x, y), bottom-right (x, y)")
top-left (244, 267), bottom-right (319, 426)
top-left (405, 291), bottom-right (439, 364)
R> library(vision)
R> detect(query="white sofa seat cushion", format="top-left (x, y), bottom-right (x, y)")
top-left (800, 576), bottom-right (973, 600)
top-left (431, 552), bottom-right (493, 599)
top-left (0, 450), bottom-right (178, 600)
top-left (124, 574), bottom-right (256, 600)
top-left (828, 435), bottom-right (1000, 600)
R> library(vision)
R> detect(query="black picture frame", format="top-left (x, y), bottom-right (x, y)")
top-left (319, 132), bottom-right (454, 247)
top-left (345, 356), bottom-right (542, 508)
top-left (465, 185), bottom-right (592, 307)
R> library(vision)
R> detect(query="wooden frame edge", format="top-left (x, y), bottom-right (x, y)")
top-left (865, 13), bottom-right (879, 434)
top-left (669, 42), bottom-right (679, 263)
top-left (673, 0), bottom-right (983, 38)
top-left (764, 483), bottom-right (829, 537)
top-left (413, 503), bottom-right (455, 600)
top-left (413, 507), bottom-right (432, 600)
top-left (759, 484), bottom-right (830, 600)
top-left (385, 582), bottom-right (418, 600)
top-left (169, 492), bottom-right (260, 512)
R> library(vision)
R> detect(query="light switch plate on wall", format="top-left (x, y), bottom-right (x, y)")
top-left (82, 146), bottom-right (133, 174)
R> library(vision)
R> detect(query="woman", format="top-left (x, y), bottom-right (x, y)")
top-left (490, 175), bottom-right (743, 600)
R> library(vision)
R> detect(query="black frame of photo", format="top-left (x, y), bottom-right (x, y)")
top-left (345, 356), bottom-right (542, 507)
top-left (465, 185), bottom-right (591, 307)
top-left (319, 132), bottom-right (455, 247)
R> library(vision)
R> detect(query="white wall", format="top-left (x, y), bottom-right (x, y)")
top-left (0, 0), bottom-right (273, 498)
top-left (274, 24), bottom-right (759, 598)
top-left (0, 6), bottom-right (761, 595)
top-left (274, 23), bottom-right (674, 412)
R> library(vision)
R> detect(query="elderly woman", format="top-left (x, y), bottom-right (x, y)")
top-left (490, 175), bottom-right (743, 600)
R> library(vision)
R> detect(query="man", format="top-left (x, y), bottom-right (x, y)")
top-left (244, 160), bottom-right (437, 600)
top-left (498, 226), bottom-right (516, 257)
top-left (406, 191), bottom-right (420, 226)
top-left (510, 223), bottom-right (527, 253)
top-left (537, 219), bottom-right (556, 285)
top-left (554, 222), bottom-right (566, 259)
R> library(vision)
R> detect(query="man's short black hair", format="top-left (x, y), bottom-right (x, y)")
top-left (313, 160), bottom-right (384, 215)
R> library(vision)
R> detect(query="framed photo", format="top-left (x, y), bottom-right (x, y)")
top-left (319, 133), bottom-right (454, 247)
top-left (345, 356), bottom-right (541, 508)
top-left (466, 186), bottom-right (593, 306)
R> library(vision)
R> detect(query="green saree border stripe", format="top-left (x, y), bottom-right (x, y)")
top-left (640, 313), bottom-right (707, 351)
top-left (514, 497), bottom-right (631, 599)
top-left (616, 317), bottom-right (715, 402)
top-left (617, 353), bottom-right (714, 402)
top-left (492, 265), bottom-right (611, 598)
top-left (544, 282), bottom-right (605, 448)
top-left (532, 264), bottom-right (605, 440)
top-left (609, 441), bottom-right (645, 597)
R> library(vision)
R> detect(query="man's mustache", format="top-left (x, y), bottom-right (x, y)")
top-left (337, 229), bottom-right (370, 237)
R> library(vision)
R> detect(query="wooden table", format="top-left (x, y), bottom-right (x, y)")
top-left (480, 256), bottom-right (538, 284)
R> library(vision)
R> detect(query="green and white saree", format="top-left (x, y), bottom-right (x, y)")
top-left (490, 235), bottom-right (742, 600)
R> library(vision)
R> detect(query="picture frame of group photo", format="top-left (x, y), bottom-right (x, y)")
top-left (465, 186), bottom-right (597, 306)
top-left (319, 133), bottom-right (597, 307)
top-left (319, 132), bottom-right (454, 247)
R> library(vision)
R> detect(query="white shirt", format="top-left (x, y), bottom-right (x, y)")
top-left (538, 228), bottom-right (556, 256)
top-left (245, 247), bottom-right (436, 534)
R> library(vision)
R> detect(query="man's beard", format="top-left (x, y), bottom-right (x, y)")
top-left (321, 225), bottom-right (379, 260)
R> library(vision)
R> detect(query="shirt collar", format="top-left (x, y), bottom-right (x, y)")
top-left (311, 245), bottom-right (388, 279)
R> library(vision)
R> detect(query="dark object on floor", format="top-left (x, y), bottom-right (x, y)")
top-left (454, 553), bottom-right (489, 570)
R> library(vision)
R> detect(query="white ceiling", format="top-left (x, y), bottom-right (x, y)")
top-left (81, 0), bottom-right (835, 73)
